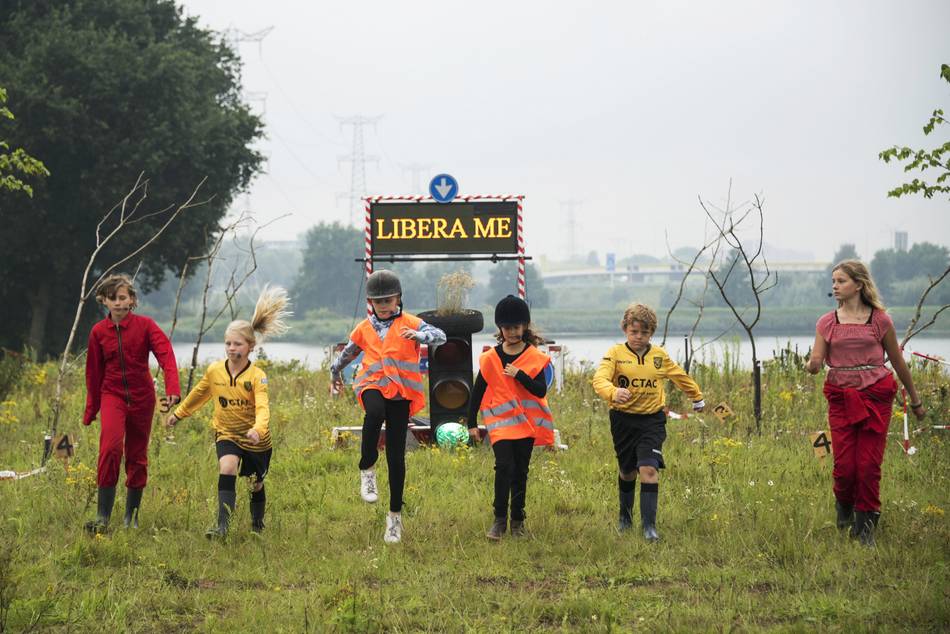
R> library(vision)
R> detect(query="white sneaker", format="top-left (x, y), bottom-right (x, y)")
top-left (359, 469), bottom-right (378, 503)
top-left (384, 512), bottom-right (402, 544)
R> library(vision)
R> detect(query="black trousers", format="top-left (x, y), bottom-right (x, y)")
top-left (492, 437), bottom-right (534, 521)
top-left (359, 389), bottom-right (410, 513)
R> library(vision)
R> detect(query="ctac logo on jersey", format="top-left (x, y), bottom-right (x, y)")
top-left (218, 396), bottom-right (251, 408)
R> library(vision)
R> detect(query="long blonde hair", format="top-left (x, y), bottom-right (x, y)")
top-left (832, 260), bottom-right (886, 310)
top-left (226, 286), bottom-right (292, 347)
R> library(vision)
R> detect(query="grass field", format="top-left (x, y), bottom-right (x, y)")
top-left (0, 353), bottom-right (947, 632)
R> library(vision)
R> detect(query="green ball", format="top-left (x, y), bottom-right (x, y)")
top-left (435, 422), bottom-right (469, 449)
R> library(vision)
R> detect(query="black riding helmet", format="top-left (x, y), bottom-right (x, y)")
top-left (494, 294), bottom-right (530, 327)
top-left (366, 269), bottom-right (402, 299)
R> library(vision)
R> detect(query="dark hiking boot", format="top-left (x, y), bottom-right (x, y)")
top-left (205, 526), bottom-right (227, 540)
top-left (486, 517), bottom-right (506, 541)
top-left (510, 520), bottom-right (525, 537)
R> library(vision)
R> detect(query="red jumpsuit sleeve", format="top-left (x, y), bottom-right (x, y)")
top-left (148, 319), bottom-right (180, 397)
top-left (83, 328), bottom-right (104, 425)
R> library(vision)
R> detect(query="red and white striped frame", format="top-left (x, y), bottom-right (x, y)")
top-left (363, 197), bottom-right (374, 317)
top-left (362, 194), bottom-right (528, 310)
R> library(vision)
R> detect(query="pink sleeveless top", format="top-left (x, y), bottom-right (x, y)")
top-left (815, 308), bottom-right (893, 390)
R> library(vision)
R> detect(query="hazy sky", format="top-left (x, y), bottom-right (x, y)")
top-left (180, 0), bottom-right (949, 263)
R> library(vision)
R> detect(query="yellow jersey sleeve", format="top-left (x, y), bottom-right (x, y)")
top-left (591, 345), bottom-right (620, 403)
top-left (251, 369), bottom-right (270, 436)
top-left (659, 349), bottom-right (703, 402)
top-left (174, 368), bottom-right (214, 419)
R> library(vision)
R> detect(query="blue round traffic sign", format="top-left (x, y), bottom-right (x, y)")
top-left (429, 173), bottom-right (459, 203)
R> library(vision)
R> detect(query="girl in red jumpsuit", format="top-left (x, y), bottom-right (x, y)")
top-left (808, 260), bottom-right (926, 545)
top-left (83, 273), bottom-right (180, 532)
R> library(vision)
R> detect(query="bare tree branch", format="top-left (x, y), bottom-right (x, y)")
top-left (702, 188), bottom-right (777, 434)
top-left (184, 213), bottom-right (290, 392)
top-left (901, 264), bottom-right (950, 348)
top-left (45, 176), bottom-right (207, 464)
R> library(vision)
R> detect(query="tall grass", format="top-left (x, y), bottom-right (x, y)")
top-left (0, 353), bottom-right (947, 631)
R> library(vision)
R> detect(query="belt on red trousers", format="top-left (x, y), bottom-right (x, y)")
top-left (823, 374), bottom-right (896, 434)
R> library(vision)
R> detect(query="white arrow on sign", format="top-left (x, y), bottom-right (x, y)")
top-left (434, 177), bottom-right (454, 199)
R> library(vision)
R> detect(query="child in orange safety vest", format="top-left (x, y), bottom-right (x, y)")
top-left (330, 270), bottom-right (445, 544)
top-left (467, 295), bottom-right (553, 541)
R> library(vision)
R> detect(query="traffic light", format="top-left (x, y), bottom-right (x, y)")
top-left (417, 310), bottom-right (483, 438)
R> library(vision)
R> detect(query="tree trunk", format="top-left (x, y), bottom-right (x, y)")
top-left (27, 279), bottom-right (51, 356)
top-left (752, 359), bottom-right (762, 436)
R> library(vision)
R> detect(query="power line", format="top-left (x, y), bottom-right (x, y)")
top-left (560, 199), bottom-right (583, 260)
top-left (337, 115), bottom-right (382, 226)
top-left (401, 163), bottom-right (432, 195)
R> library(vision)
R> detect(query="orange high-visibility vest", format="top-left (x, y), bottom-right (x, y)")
top-left (351, 313), bottom-right (426, 416)
top-left (478, 345), bottom-right (554, 446)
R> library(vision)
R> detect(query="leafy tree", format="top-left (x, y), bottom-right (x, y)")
top-left (488, 261), bottom-right (549, 309)
top-left (879, 64), bottom-right (950, 200)
top-left (293, 222), bottom-right (365, 317)
top-left (871, 242), bottom-right (950, 303)
top-left (0, 0), bottom-right (264, 355)
top-left (829, 244), bottom-right (860, 267)
top-left (0, 87), bottom-right (48, 196)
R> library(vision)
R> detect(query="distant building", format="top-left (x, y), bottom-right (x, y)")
top-left (894, 231), bottom-right (908, 252)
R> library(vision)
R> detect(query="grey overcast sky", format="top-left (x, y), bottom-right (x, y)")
top-left (180, 0), bottom-right (949, 263)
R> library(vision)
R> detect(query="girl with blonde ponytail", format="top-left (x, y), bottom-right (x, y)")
top-left (167, 286), bottom-right (292, 538)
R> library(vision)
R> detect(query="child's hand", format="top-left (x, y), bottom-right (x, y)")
top-left (330, 374), bottom-right (344, 394)
top-left (246, 429), bottom-right (261, 444)
top-left (159, 395), bottom-right (180, 413)
top-left (165, 413), bottom-right (179, 428)
top-left (468, 427), bottom-right (481, 442)
top-left (399, 326), bottom-right (420, 340)
top-left (613, 388), bottom-right (632, 404)
top-left (503, 363), bottom-right (520, 378)
top-left (911, 403), bottom-right (926, 420)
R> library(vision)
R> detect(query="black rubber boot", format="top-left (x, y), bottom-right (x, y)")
top-left (851, 511), bottom-right (875, 546)
top-left (618, 477), bottom-right (635, 531)
top-left (640, 482), bottom-right (659, 542)
top-left (124, 487), bottom-right (143, 529)
top-left (835, 500), bottom-right (854, 530)
top-left (486, 516), bottom-right (506, 541)
top-left (85, 486), bottom-right (116, 534)
top-left (619, 490), bottom-right (635, 531)
top-left (250, 486), bottom-right (266, 534)
top-left (207, 475), bottom-right (236, 539)
top-left (510, 519), bottom-right (525, 537)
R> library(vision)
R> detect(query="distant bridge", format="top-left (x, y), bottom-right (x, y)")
top-left (541, 262), bottom-right (830, 285)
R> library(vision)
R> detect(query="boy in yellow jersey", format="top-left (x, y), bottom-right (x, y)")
top-left (167, 287), bottom-right (290, 538)
top-left (592, 303), bottom-right (704, 541)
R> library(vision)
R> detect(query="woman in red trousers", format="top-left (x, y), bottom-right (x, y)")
top-left (807, 260), bottom-right (926, 545)
top-left (83, 273), bottom-right (180, 532)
